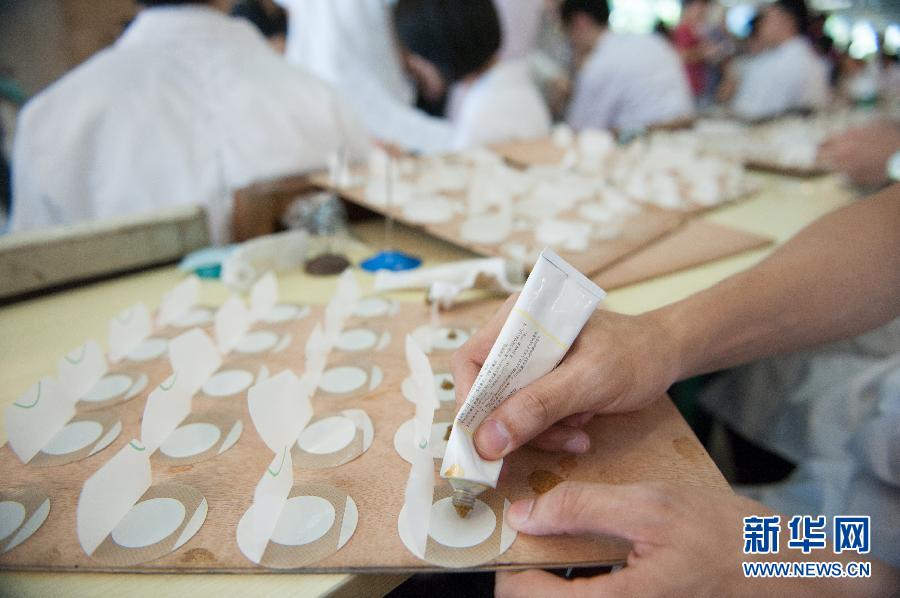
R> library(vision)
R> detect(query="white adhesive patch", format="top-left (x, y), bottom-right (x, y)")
top-left (235, 331), bottom-right (279, 354)
top-left (202, 369), bottom-right (254, 397)
top-left (403, 197), bottom-right (455, 224)
top-left (335, 329), bottom-right (378, 352)
top-left (297, 416), bottom-right (357, 455)
top-left (219, 421), bottom-right (243, 454)
top-left (0, 501), bottom-right (26, 541)
top-left (434, 373), bottom-right (456, 402)
top-left (431, 328), bottom-right (469, 351)
top-left (428, 498), bottom-right (495, 548)
top-left (4, 499), bottom-right (49, 553)
top-left (111, 497), bottom-right (186, 549)
top-left (460, 217), bottom-right (510, 245)
top-left (42, 420), bottom-right (103, 456)
top-left (125, 374), bottom-right (148, 399)
top-left (159, 423), bottom-right (222, 459)
top-left (319, 366), bottom-right (367, 395)
top-left (269, 496), bottom-right (336, 546)
top-left (261, 304), bottom-right (310, 324)
top-left (81, 374), bottom-right (133, 403)
top-left (126, 337), bottom-right (168, 362)
top-left (173, 307), bottom-right (214, 328)
top-left (353, 297), bottom-right (391, 318)
top-left (173, 498), bottom-right (207, 550)
top-left (394, 420), bottom-right (451, 463)
top-left (338, 496), bottom-right (358, 549)
top-left (89, 421), bottom-right (122, 456)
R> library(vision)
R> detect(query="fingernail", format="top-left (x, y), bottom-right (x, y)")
top-left (506, 498), bottom-right (534, 527)
top-left (476, 419), bottom-right (511, 457)
top-left (563, 433), bottom-right (589, 454)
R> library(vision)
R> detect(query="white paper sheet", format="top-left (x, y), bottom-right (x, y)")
top-left (236, 448), bottom-right (294, 564)
top-left (157, 276), bottom-right (200, 328)
top-left (140, 375), bottom-right (194, 455)
top-left (405, 335), bottom-right (440, 442)
top-left (247, 370), bottom-right (313, 455)
top-left (214, 296), bottom-right (250, 355)
top-left (167, 329), bottom-right (222, 396)
top-left (77, 440), bottom-right (152, 555)
top-left (402, 440), bottom-right (436, 558)
top-left (5, 377), bottom-right (75, 464)
top-left (108, 303), bottom-right (152, 363)
top-left (250, 272), bottom-right (278, 322)
top-left (305, 324), bottom-right (328, 385)
top-left (57, 340), bottom-right (108, 404)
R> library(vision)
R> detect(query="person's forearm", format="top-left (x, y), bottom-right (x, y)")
top-left (654, 184), bottom-right (900, 381)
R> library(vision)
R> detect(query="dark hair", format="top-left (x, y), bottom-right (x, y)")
top-left (774, 0), bottom-right (810, 35)
top-left (394, 0), bottom-right (501, 83)
top-left (560, 0), bottom-right (610, 27)
top-left (681, 0), bottom-right (710, 7)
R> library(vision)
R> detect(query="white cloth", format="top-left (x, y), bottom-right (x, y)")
top-left (277, 0), bottom-right (413, 106)
top-left (11, 6), bottom-right (368, 244)
top-left (493, 0), bottom-right (545, 62)
top-left (451, 60), bottom-right (551, 150)
top-left (566, 32), bottom-right (694, 132)
top-left (277, 0), bottom-right (453, 154)
top-left (700, 319), bottom-right (900, 566)
top-left (731, 36), bottom-right (830, 121)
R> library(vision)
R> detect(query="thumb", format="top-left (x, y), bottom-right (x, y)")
top-left (505, 481), bottom-right (666, 544)
top-left (473, 366), bottom-right (581, 459)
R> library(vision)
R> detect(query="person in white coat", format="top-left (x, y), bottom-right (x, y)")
top-left (277, 0), bottom-right (454, 155)
top-left (731, 0), bottom-right (829, 121)
top-left (10, 0), bottom-right (369, 244)
top-left (393, 0), bottom-right (551, 151)
top-left (561, 0), bottom-right (694, 133)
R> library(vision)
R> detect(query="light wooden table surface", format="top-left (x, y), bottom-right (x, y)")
top-left (0, 173), bottom-right (856, 597)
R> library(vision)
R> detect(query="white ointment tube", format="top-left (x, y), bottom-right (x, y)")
top-left (440, 249), bottom-right (605, 515)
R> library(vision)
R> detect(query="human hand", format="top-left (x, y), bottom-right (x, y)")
top-left (495, 481), bottom-right (897, 597)
top-left (818, 122), bottom-right (900, 188)
top-left (451, 295), bottom-right (682, 459)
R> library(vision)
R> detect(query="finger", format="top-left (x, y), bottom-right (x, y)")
top-left (560, 411), bottom-right (594, 428)
top-left (496, 569), bottom-right (633, 598)
top-left (505, 481), bottom-right (668, 543)
top-left (450, 294), bottom-right (518, 407)
top-left (495, 570), bottom-right (574, 598)
top-left (474, 365), bottom-right (586, 459)
top-left (528, 424), bottom-right (591, 454)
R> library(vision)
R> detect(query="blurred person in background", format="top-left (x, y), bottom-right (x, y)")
top-left (716, 14), bottom-right (762, 104)
top-left (561, 0), bottom-right (694, 132)
top-left (672, 0), bottom-right (712, 100)
top-left (730, 0), bottom-right (829, 120)
top-left (230, 0), bottom-right (287, 53)
top-left (10, 0), bottom-right (369, 243)
top-left (394, 0), bottom-right (551, 150)
top-left (277, 0), bottom-right (453, 154)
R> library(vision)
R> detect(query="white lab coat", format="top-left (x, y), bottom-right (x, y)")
top-left (566, 33), bottom-right (694, 132)
top-left (699, 319), bottom-right (900, 566)
top-left (451, 60), bottom-right (551, 150)
top-left (277, 0), bottom-right (453, 154)
top-left (493, 0), bottom-right (545, 62)
top-left (732, 36), bottom-right (830, 121)
top-left (11, 6), bottom-right (369, 244)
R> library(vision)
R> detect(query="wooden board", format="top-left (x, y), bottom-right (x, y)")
top-left (0, 297), bottom-right (729, 573)
top-left (490, 138), bottom-right (568, 168)
top-left (595, 220), bottom-right (773, 290)
top-left (312, 175), bottom-right (686, 278)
